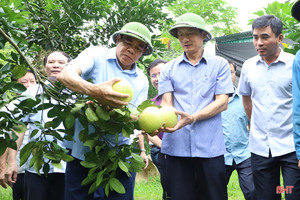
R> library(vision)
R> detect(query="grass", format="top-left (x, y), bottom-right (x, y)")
top-left (0, 186), bottom-right (12, 200)
top-left (0, 170), bottom-right (285, 200)
top-left (134, 170), bottom-right (244, 200)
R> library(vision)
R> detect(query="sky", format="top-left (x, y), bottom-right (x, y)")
top-left (225, 0), bottom-right (288, 31)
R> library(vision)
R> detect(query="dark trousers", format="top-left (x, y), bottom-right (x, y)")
top-left (251, 151), bottom-right (300, 200)
top-left (225, 158), bottom-right (257, 200)
top-left (164, 155), bottom-right (228, 200)
top-left (151, 146), bottom-right (167, 199)
top-left (12, 173), bottom-right (24, 200)
top-left (65, 157), bottom-right (136, 200)
top-left (24, 171), bottom-right (65, 200)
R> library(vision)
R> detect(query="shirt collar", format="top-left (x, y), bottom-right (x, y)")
top-left (107, 47), bottom-right (138, 76)
top-left (256, 48), bottom-right (286, 65)
top-left (229, 87), bottom-right (239, 103)
top-left (177, 49), bottom-right (208, 66)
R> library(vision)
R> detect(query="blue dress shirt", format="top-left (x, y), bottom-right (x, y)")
top-left (293, 50), bottom-right (300, 160)
top-left (222, 92), bottom-right (251, 165)
top-left (238, 49), bottom-right (295, 157)
top-left (22, 82), bottom-right (66, 174)
top-left (66, 46), bottom-right (149, 161)
top-left (158, 50), bottom-right (234, 158)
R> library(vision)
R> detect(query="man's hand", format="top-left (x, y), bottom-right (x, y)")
top-left (0, 150), bottom-right (8, 189)
top-left (0, 166), bottom-right (7, 189)
top-left (89, 78), bottom-right (130, 108)
top-left (5, 161), bottom-right (18, 187)
top-left (140, 151), bottom-right (149, 169)
top-left (298, 160), bottom-right (300, 168)
top-left (164, 110), bottom-right (194, 133)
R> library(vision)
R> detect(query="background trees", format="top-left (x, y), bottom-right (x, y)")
top-left (0, 0), bottom-right (299, 194)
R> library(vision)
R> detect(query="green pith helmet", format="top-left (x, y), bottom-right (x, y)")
top-left (112, 22), bottom-right (153, 55)
top-left (169, 13), bottom-right (212, 42)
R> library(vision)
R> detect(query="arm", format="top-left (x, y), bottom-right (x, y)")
top-left (292, 52), bottom-right (300, 168)
top-left (191, 94), bottom-right (229, 122)
top-left (0, 149), bottom-right (8, 188)
top-left (5, 131), bottom-right (25, 187)
top-left (137, 134), bottom-right (148, 169)
top-left (164, 94), bottom-right (229, 132)
top-left (147, 136), bottom-right (162, 148)
top-left (242, 96), bottom-right (252, 122)
top-left (57, 64), bottom-right (129, 108)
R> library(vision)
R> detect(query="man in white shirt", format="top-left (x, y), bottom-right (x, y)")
top-left (238, 15), bottom-right (300, 200)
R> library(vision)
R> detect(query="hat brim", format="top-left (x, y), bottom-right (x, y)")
top-left (169, 23), bottom-right (212, 42)
top-left (292, 1), bottom-right (300, 21)
top-left (112, 31), bottom-right (153, 56)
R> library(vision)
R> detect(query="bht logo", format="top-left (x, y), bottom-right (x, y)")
top-left (276, 186), bottom-right (294, 194)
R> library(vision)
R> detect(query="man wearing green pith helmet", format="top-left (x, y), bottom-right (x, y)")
top-left (158, 13), bottom-right (233, 199)
top-left (57, 22), bottom-right (152, 200)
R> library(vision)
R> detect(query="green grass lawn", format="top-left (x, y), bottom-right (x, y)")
top-left (0, 170), bottom-right (285, 200)
top-left (134, 170), bottom-right (244, 200)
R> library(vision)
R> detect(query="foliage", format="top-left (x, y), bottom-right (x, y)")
top-left (252, 0), bottom-right (300, 55)
top-left (0, 0), bottom-right (172, 196)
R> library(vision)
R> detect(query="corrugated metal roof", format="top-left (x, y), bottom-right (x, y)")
top-left (214, 31), bottom-right (252, 44)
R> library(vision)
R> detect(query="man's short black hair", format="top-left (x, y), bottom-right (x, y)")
top-left (252, 15), bottom-right (283, 37)
top-left (146, 59), bottom-right (168, 76)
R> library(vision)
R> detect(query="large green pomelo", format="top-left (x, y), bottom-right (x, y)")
top-left (160, 106), bottom-right (178, 128)
top-left (139, 107), bottom-right (164, 133)
top-left (112, 79), bottom-right (134, 102)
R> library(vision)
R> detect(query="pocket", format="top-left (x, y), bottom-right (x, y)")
top-left (200, 80), bottom-right (216, 98)
top-left (271, 78), bottom-right (292, 98)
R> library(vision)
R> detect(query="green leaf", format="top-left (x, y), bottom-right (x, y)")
top-left (105, 184), bottom-right (110, 197)
top-left (83, 140), bottom-right (96, 150)
top-left (131, 153), bottom-right (144, 162)
top-left (79, 129), bottom-right (89, 142)
top-left (80, 161), bottom-right (97, 168)
top-left (36, 103), bottom-right (54, 111)
top-left (64, 114), bottom-right (75, 129)
top-left (138, 99), bottom-right (156, 111)
top-left (95, 105), bottom-right (110, 121)
top-left (122, 123), bottom-right (134, 138)
top-left (96, 170), bottom-right (105, 187)
top-left (0, 138), bottom-right (7, 156)
top-left (20, 141), bottom-right (35, 166)
top-left (43, 163), bottom-right (50, 176)
top-left (30, 129), bottom-right (39, 139)
top-left (81, 173), bottom-right (96, 186)
top-left (12, 123), bottom-right (27, 133)
top-left (88, 181), bottom-right (97, 194)
top-left (71, 102), bottom-right (85, 113)
top-left (85, 106), bottom-right (99, 122)
top-left (109, 178), bottom-right (125, 194)
top-left (62, 154), bottom-right (74, 162)
top-left (52, 162), bottom-right (62, 169)
top-left (12, 65), bottom-right (27, 80)
top-left (118, 160), bottom-right (129, 173)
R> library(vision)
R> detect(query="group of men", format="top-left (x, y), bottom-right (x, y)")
top-left (0, 1), bottom-right (300, 200)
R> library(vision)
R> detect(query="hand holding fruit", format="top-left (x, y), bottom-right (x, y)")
top-left (138, 106), bottom-right (179, 136)
top-left (89, 78), bottom-right (133, 108)
top-left (164, 110), bottom-right (195, 133)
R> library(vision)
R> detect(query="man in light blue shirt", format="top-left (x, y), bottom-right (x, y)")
top-left (292, 0), bottom-right (300, 169)
top-left (238, 15), bottom-right (300, 200)
top-left (57, 22), bottom-right (152, 200)
top-left (222, 61), bottom-right (256, 200)
top-left (158, 13), bottom-right (233, 200)
top-left (6, 51), bottom-right (72, 200)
